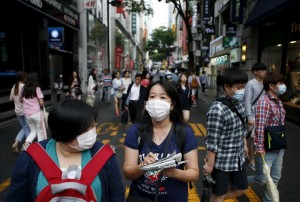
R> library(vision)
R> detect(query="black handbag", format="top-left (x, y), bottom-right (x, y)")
top-left (264, 96), bottom-right (287, 151)
top-left (121, 110), bottom-right (128, 124)
top-left (264, 125), bottom-right (286, 151)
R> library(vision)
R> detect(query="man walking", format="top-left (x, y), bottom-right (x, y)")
top-left (125, 74), bottom-right (147, 123)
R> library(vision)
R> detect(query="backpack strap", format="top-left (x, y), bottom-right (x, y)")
top-left (251, 88), bottom-right (264, 106)
top-left (81, 144), bottom-right (114, 185)
top-left (174, 123), bottom-right (186, 155)
top-left (26, 142), bottom-right (62, 181)
top-left (216, 97), bottom-right (245, 130)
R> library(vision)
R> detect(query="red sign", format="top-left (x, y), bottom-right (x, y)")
top-left (115, 47), bottom-right (123, 69)
top-left (116, 0), bottom-right (124, 13)
top-left (130, 60), bottom-right (134, 69)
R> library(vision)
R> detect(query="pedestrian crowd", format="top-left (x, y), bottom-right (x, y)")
top-left (5, 63), bottom-right (287, 202)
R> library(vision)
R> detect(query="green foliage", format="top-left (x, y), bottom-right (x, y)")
top-left (145, 27), bottom-right (175, 62)
top-left (124, 0), bottom-right (153, 16)
top-left (89, 21), bottom-right (107, 45)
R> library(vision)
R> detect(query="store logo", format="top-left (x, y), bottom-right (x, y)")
top-left (48, 27), bottom-right (64, 43)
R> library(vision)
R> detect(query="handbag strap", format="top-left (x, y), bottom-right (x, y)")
top-left (252, 88), bottom-right (264, 106)
top-left (266, 94), bottom-right (282, 125)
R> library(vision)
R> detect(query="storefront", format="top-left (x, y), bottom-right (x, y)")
top-left (246, 0), bottom-right (300, 123)
top-left (0, 0), bottom-right (79, 113)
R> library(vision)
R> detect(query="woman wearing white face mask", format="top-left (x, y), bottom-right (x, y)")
top-left (123, 80), bottom-right (199, 202)
top-left (6, 99), bottom-right (125, 202)
top-left (254, 72), bottom-right (287, 202)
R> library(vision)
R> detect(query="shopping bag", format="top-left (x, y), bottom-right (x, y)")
top-left (262, 155), bottom-right (279, 202)
top-left (120, 110), bottom-right (128, 124)
top-left (86, 95), bottom-right (95, 107)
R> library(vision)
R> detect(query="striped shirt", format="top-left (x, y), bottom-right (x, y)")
top-left (206, 96), bottom-right (247, 171)
top-left (254, 94), bottom-right (286, 153)
top-left (101, 74), bottom-right (112, 87)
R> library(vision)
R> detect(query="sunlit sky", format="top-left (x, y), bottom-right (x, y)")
top-left (150, 1), bottom-right (169, 34)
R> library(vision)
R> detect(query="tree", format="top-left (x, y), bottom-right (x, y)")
top-left (145, 26), bottom-right (175, 62)
top-left (124, 0), bottom-right (196, 72)
top-left (124, 0), bottom-right (154, 16)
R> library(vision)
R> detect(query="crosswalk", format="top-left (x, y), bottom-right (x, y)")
top-left (0, 122), bottom-right (261, 201)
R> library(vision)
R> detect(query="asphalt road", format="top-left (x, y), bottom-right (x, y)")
top-left (0, 89), bottom-right (299, 201)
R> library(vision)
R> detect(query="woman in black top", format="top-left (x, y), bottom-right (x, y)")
top-left (176, 73), bottom-right (192, 122)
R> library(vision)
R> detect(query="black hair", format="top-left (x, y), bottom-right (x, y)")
top-left (252, 62), bottom-right (267, 74)
top-left (141, 79), bottom-right (183, 125)
top-left (48, 99), bottom-right (97, 143)
top-left (135, 73), bottom-right (142, 79)
top-left (263, 72), bottom-right (285, 92)
top-left (88, 68), bottom-right (97, 81)
top-left (222, 68), bottom-right (248, 87)
top-left (22, 72), bottom-right (39, 99)
top-left (177, 72), bottom-right (188, 88)
top-left (14, 71), bottom-right (27, 96)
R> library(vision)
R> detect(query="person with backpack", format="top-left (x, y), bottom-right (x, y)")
top-left (5, 99), bottom-right (125, 202)
top-left (243, 62), bottom-right (267, 171)
top-left (123, 80), bottom-right (199, 202)
top-left (188, 72), bottom-right (200, 105)
top-left (203, 68), bottom-right (249, 202)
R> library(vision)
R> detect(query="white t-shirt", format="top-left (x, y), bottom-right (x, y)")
top-left (10, 82), bottom-right (25, 116)
top-left (121, 77), bottom-right (132, 94)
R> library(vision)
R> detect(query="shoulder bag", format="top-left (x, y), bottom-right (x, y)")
top-left (264, 95), bottom-right (287, 151)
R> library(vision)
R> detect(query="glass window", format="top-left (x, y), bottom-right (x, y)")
top-left (261, 45), bottom-right (282, 72)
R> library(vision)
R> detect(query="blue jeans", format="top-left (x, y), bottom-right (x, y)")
top-left (104, 86), bottom-right (111, 103)
top-left (254, 150), bottom-right (284, 202)
top-left (15, 115), bottom-right (30, 142)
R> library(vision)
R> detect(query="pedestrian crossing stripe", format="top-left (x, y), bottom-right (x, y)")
top-left (0, 178), bottom-right (10, 192)
top-left (197, 124), bottom-right (206, 136)
top-left (190, 123), bottom-right (202, 136)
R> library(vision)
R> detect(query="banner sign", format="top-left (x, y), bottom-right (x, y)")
top-left (203, 0), bottom-right (213, 24)
top-left (17, 0), bottom-right (79, 30)
top-left (230, 0), bottom-right (244, 23)
top-left (115, 47), bottom-right (123, 69)
top-left (131, 12), bottom-right (136, 35)
top-left (226, 24), bottom-right (237, 35)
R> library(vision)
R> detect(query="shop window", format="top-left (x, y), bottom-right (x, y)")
top-left (261, 45), bottom-right (282, 72)
top-left (286, 40), bottom-right (300, 105)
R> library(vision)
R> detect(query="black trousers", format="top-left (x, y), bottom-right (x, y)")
top-left (129, 101), bottom-right (141, 123)
top-left (121, 94), bottom-right (128, 111)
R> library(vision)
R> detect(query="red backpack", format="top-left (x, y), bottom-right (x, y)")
top-left (26, 142), bottom-right (114, 202)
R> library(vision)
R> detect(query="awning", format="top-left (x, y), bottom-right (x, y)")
top-left (245, 0), bottom-right (290, 27)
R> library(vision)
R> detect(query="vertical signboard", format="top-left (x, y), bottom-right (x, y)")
top-left (203, 0), bottom-right (213, 24)
top-left (131, 12), bottom-right (136, 35)
top-left (115, 47), bottom-right (123, 69)
top-left (230, 0), bottom-right (244, 23)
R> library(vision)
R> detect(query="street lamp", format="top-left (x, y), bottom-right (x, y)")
top-left (107, 0), bottom-right (122, 71)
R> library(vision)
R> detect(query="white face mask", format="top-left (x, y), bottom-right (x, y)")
top-left (69, 127), bottom-right (97, 151)
top-left (145, 99), bottom-right (171, 121)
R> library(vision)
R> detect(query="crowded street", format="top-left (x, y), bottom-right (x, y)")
top-left (0, 89), bottom-right (299, 201)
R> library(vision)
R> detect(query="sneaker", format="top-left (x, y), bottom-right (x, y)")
top-left (248, 162), bottom-right (256, 171)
